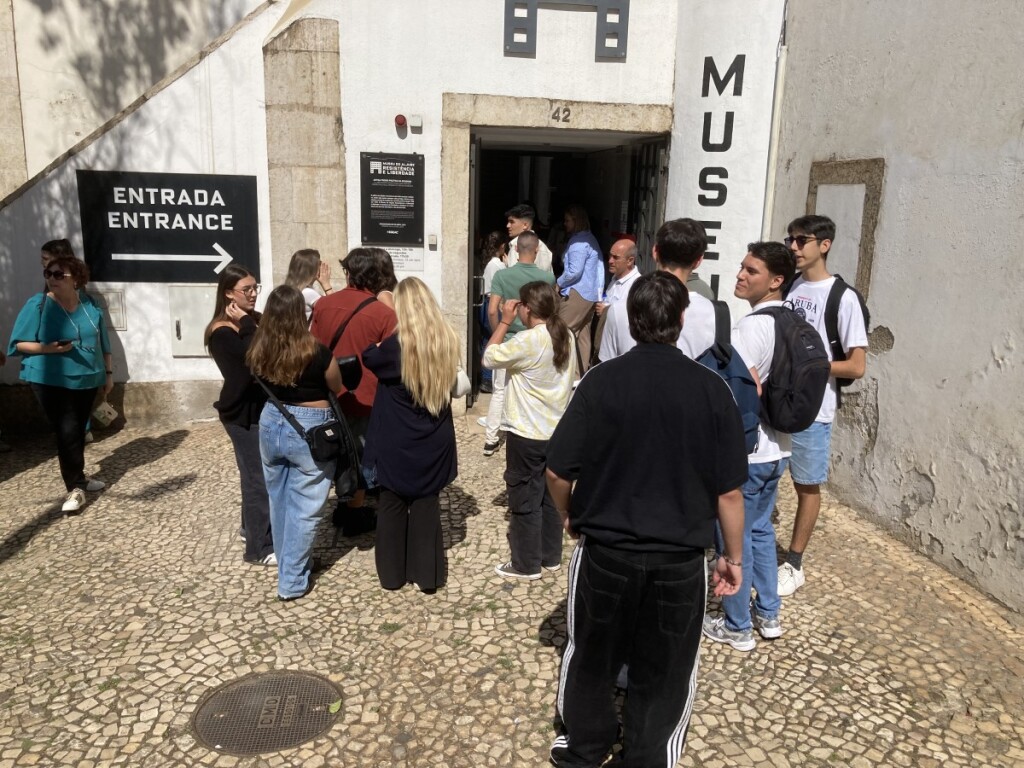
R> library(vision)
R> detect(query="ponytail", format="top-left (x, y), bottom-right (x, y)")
top-left (519, 282), bottom-right (572, 373)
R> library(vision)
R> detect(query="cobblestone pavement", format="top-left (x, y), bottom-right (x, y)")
top-left (1, 403), bottom-right (1022, 767)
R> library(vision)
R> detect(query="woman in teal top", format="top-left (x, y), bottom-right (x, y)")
top-left (7, 254), bottom-right (113, 513)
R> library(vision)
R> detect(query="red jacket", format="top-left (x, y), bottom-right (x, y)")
top-left (310, 288), bottom-right (396, 416)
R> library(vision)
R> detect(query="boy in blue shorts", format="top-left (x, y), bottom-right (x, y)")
top-left (777, 215), bottom-right (869, 596)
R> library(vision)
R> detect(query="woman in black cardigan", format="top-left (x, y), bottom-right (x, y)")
top-left (205, 264), bottom-right (274, 566)
top-left (361, 277), bottom-right (462, 593)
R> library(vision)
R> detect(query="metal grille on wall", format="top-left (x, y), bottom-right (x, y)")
top-left (631, 140), bottom-right (669, 276)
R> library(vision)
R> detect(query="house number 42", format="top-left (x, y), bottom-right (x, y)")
top-left (550, 105), bottom-right (571, 123)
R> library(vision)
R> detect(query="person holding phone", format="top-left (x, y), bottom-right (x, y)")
top-left (205, 263), bottom-right (275, 566)
top-left (7, 253), bottom-right (112, 513)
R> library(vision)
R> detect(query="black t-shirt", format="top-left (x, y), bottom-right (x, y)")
top-left (547, 343), bottom-right (748, 553)
top-left (261, 344), bottom-right (333, 403)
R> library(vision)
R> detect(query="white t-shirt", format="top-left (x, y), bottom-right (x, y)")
top-left (598, 288), bottom-right (716, 363)
top-left (507, 233), bottom-right (554, 273)
top-left (482, 257), bottom-right (504, 295)
top-left (301, 286), bottom-right (322, 323)
top-left (786, 276), bottom-right (869, 423)
top-left (605, 267), bottom-right (641, 305)
top-left (677, 292), bottom-right (717, 360)
top-left (732, 299), bottom-right (792, 464)
top-left (481, 324), bottom-right (576, 441)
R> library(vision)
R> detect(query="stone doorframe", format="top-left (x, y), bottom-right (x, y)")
top-left (439, 93), bottom-right (673, 369)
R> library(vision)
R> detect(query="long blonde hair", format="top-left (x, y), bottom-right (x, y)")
top-left (394, 277), bottom-right (460, 417)
top-left (246, 285), bottom-right (319, 385)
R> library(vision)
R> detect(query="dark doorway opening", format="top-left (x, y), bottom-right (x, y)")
top-left (467, 128), bottom-right (670, 401)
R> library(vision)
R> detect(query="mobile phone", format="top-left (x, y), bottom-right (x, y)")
top-left (57, 339), bottom-right (73, 345)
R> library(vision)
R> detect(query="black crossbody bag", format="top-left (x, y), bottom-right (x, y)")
top-left (256, 378), bottom-right (347, 463)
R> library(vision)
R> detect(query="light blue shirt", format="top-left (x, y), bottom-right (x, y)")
top-left (557, 231), bottom-right (603, 302)
top-left (8, 292), bottom-right (111, 389)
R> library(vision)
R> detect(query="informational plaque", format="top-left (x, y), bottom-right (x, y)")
top-left (360, 153), bottom-right (424, 246)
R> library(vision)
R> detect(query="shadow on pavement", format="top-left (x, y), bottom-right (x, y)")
top-left (539, 598), bottom-right (568, 655)
top-left (0, 428), bottom-right (191, 569)
top-left (95, 429), bottom-right (190, 485)
top-left (442, 483), bottom-right (481, 550)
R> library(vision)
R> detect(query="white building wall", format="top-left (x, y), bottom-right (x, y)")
top-left (2, 0), bottom-right (788, 410)
top-left (0, 4), bottom-right (283, 384)
top-left (12, 0), bottom-right (263, 177)
top-left (769, 0), bottom-right (1024, 610)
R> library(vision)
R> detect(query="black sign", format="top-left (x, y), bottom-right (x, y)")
top-left (360, 153), bottom-right (424, 246)
top-left (77, 170), bottom-right (260, 282)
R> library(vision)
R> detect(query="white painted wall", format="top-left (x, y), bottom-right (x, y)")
top-left (12, 0), bottom-right (263, 176)
top-left (769, 0), bottom-right (1024, 610)
top-left (3, 0), bottom-right (787, 398)
top-left (0, 4), bottom-right (284, 384)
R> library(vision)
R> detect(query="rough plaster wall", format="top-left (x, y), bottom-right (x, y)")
top-left (12, 0), bottom-right (262, 176)
top-left (770, 0), bottom-right (1024, 610)
top-left (0, 0), bottom-right (26, 196)
top-left (264, 18), bottom-right (345, 286)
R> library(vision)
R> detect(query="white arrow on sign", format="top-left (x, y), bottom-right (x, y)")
top-left (112, 243), bottom-right (233, 274)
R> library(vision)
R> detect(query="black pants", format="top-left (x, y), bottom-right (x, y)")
top-left (375, 488), bottom-right (445, 591)
top-left (30, 383), bottom-right (97, 492)
top-left (552, 539), bottom-right (707, 768)
top-left (223, 421), bottom-right (274, 562)
top-left (505, 432), bottom-right (563, 574)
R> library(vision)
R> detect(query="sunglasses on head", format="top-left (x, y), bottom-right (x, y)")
top-left (43, 269), bottom-right (70, 280)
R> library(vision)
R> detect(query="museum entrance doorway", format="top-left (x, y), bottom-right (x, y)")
top-left (466, 127), bottom-right (670, 403)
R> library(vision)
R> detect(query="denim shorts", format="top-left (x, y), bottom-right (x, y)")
top-left (789, 420), bottom-right (833, 485)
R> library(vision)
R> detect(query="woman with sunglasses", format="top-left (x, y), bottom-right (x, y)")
top-left (7, 254), bottom-right (112, 513)
top-left (204, 263), bottom-right (276, 567)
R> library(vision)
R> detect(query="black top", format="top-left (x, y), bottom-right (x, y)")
top-left (209, 315), bottom-right (266, 428)
top-left (547, 343), bottom-right (749, 553)
top-left (361, 334), bottom-right (457, 497)
top-left (261, 344), bottom-right (333, 403)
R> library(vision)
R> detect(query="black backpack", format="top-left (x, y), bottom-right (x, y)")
top-left (784, 273), bottom-right (870, 407)
top-left (751, 305), bottom-right (831, 434)
top-left (823, 274), bottom-right (870, 395)
top-left (697, 300), bottom-right (760, 454)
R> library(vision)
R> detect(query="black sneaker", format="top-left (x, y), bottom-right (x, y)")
top-left (483, 441), bottom-right (500, 457)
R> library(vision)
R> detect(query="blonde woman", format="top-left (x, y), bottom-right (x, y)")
top-left (361, 277), bottom-right (460, 593)
top-left (285, 248), bottom-right (334, 322)
top-left (247, 285), bottom-right (343, 601)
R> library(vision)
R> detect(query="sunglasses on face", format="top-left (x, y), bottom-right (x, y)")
top-left (784, 235), bottom-right (819, 248)
top-left (43, 269), bottom-right (70, 280)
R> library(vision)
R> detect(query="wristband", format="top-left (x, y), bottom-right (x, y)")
top-left (723, 556), bottom-right (742, 567)
top-left (497, 320), bottom-right (509, 327)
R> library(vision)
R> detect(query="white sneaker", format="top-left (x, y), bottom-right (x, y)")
top-left (777, 563), bottom-right (805, 597)
top-left (476, 416), bottom-right (489, 428)
top-left (85, 479), bottom-right (106, 492)
top-left (62, 488), bottom-right (86, 513)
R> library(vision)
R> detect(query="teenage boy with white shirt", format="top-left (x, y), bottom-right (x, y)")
top-left (703, 241), bottom-right (795, 651)
top-left (599, 218), bottom-right (717, 362)
top-left (777, 215), bottom-right (868, 597)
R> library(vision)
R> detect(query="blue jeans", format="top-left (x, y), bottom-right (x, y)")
top-left (719, 459), bottom-right (787, 632)
top-left (259, 403), bottom-right (336, 599)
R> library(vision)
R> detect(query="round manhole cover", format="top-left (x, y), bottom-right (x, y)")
top-left (191, 671), bottom-right (342, 756)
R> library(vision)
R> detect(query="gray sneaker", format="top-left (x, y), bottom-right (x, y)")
top-left (702, 615), bottom-right (755, 651)
top-left (753, 614), bottom-right (783, 639)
